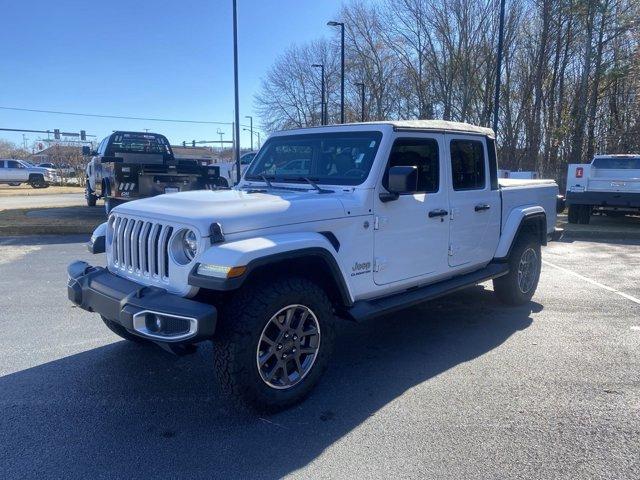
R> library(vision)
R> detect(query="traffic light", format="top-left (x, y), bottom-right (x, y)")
top-left (192, 140), bottom-right (196, 147)
top-left (182, 141), bottom-right (186, 147)
top-left (80, 130), bottom-right (86, 141)
top-left (54, 129), bottom-right (60, 140)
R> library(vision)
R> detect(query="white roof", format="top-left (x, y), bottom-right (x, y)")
top-left (279, 120), bottom-right (495, 138)
top-left (370, 120), bottom-right (494, 138)
top-left (594, 154), bottom-right (640, 158)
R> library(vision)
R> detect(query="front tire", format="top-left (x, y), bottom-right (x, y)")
top-left (493, 234), bottom-right (542, 306)
top-left (86, 180), bottom-right (97, 207)
top-left (213, 276), bottom-right (336, 412)
top-left (29, 174), bottom-right (48, 189)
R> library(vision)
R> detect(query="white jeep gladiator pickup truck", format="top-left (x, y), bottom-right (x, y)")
top-left (67, 120), bottom-right (559, 410)
top-left (566, 154), bottom-right (640, 224)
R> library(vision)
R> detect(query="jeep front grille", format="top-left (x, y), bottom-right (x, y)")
top-left (109, 215), bottom-right (173, 279)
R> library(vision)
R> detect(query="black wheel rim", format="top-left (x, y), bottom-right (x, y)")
top-left (256, 304), bottom-right (321, 390)
top-left (517, 247), bottom-right (538, 294)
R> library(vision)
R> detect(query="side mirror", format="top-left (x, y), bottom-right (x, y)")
top-left (379, 166), bottom-right (418, 202)
top-left (82, 146), bottom-right (91, 156)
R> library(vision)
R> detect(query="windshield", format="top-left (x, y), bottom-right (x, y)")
top-left (592, 156), bottom-right (640, 169)
top-left (245, 131), bottom-right (383, 186)
top-left (107, 133), bottom-right (172, 156)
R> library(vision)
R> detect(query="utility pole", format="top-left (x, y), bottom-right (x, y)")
top-left (492, 0), bottom-right (507, 135)
top-left (312, 64), bottom-right (325, 126)
top-left (245, 115), bottom-right (253, 150)
top-left (327, 21), bottom-right (345, 123)
top-left (354, 82), bottom-right (365, 122)
top-left (217, 128), bottom-right (225, 153)
top-left (232, 0), bottom-right (241, 182)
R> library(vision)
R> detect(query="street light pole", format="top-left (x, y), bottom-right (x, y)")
top-left (232, 0), bottom-right (241, 183)
top-left (312, 64), bottom-right (325, 126)
top-left (245, 115), bottom-right (253, 150)
top-left (327, 21), bottom-right (345, 123)
top-left (354, 82), bottom-right (365, 122)
top-left (492, 0), bottom-right (506, 135)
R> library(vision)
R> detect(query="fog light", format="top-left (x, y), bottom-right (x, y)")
top-left (145, 313), bottom-right (163, 333)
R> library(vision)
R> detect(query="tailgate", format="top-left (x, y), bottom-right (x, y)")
top-left (587, 169), bottom-right (640, 193)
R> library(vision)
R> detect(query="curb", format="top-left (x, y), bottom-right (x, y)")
top-left (558, 229), bottom-right (640, 241)
top-left (0, 225), bottom-right (95, 237)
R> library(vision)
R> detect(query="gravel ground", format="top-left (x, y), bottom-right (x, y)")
top-left (0, 235), bottom-right (638, 479)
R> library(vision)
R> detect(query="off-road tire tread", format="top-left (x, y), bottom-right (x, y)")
top-left (213, 276), bottom-right (334, 412)
top-left (493, 233), bottom-right (541, 306)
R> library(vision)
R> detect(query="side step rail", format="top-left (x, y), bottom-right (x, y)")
top-left (346, 262), bottom-right (509, 322)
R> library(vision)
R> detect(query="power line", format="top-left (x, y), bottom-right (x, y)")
top-left (0, 106), bottom-right (233, 126)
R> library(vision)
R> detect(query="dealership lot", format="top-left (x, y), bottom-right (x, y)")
top-left (0, 235), bottom-right (638, 479)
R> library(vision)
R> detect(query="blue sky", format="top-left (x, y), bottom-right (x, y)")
top-left (0, 0), bottom-right (347, 150)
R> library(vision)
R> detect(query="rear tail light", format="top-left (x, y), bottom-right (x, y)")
top-left (576, 167), bottom-right (584, 178)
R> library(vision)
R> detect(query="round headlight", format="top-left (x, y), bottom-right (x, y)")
top-left (182, 230), bottom-right (198, 261)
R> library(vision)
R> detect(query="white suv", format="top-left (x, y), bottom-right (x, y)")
top-left (68, 120), bottom-right (559, 411)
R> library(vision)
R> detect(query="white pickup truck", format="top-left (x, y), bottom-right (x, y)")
top-left (566, 154), bottom-right (640, 224)
top-left (67, 120), bottom-right (559, 411)
top-left (0, 159), bottom-right (54, 188)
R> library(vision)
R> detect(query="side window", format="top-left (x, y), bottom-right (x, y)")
top-left (383, 138), bottom-right (439, 193)
top-left (450, 139), bottom-right (486, 191)
top-left (7, 160), bottom-right (21, 168)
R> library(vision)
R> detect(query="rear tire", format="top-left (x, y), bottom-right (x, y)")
top-left (578, 205), bottom-right (591, 224)
top-left (493, 234), bottom-right (542, 306)
top-left (101, 316), bottom-right (150, 344)
top-left (567, 205), bottom-right (580, 224)
top-left (213, 276), bottom-right (336, 412)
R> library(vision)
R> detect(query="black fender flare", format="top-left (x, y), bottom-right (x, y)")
top-left (189, 247), bottom-right (353, 308)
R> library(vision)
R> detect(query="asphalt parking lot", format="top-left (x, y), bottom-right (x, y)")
top-left (0, 235), bottom-right (638, 479)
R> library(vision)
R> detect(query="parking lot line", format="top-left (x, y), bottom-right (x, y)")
top-left (543, 260), bottom-right (640, 306)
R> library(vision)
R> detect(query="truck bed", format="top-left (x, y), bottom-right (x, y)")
top-left (500, 178), bottom-right (558, 236)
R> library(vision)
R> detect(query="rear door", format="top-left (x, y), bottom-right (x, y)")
top-left (446, 135), bottom-right (500, 268)
top-left (373, 133), bottom-right (450, 285)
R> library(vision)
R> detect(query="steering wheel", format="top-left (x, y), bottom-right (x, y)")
top-left (343, 168), bottom-right (366, 177)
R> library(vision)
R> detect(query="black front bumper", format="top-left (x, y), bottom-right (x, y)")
top-left (67, 261), bottom-right (217, 343)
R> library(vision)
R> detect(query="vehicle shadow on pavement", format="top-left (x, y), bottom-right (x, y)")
top-left (0, 286), bottom-right (537, 479)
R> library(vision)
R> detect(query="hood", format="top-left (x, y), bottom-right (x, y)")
top-left (113, 188), bottom-right (348, 236)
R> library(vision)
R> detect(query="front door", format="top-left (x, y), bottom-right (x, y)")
top-left (373, 134), bottom-right (450, 285)
top-left (445, 135), bottom-right (500, 268)
top-left (6, 161), bottom-right (24, 181)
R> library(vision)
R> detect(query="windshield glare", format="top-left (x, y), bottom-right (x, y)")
top-left (245, 131), bottom-right (383, 186)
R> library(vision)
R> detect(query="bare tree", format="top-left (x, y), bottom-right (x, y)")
top-left (254, 0), bottom-right (640, 181)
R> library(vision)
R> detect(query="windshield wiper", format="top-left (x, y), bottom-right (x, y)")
top-left (296, 177), bottom-right (333, 193)
top-left (259, 174), bottom-right (274, 188)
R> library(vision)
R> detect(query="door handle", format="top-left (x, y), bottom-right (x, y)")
top-left (428, 209), bottom-right (449, 218)
top-left (474, 204), bottom-right (491, 212)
